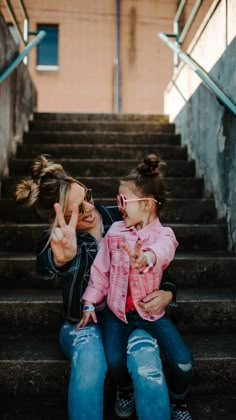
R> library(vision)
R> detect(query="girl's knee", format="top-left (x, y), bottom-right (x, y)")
top-left (173, 354), bottom-right (193, 375)
top-left (177, 360), bottom-right (193, 373)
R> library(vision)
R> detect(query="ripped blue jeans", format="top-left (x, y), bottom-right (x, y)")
top-left (103, 308), bottom-right (193, 400)
top-left (60, 318), bottom-right (107, 420)
top-left (127, 329), bottom-right (171, 419)
top-left (60, 318), bottom-right (171, 420)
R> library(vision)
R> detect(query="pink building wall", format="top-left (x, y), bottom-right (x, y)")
top-left (1, 0), bottom-right (213, 113)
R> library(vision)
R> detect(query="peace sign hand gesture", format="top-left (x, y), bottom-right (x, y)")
top-left (120, 239), bottom-right (156, 272)
top-left (51, 203), bottom-right (78, 267)
top-left (120, 239), bottom-right (147, 271)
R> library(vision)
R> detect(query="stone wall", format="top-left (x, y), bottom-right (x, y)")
top-left (0, 11), bottom-right (37, 178)
top-left (164, 0), bottom-right (236, 251)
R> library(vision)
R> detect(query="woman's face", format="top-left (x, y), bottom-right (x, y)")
top-left (64, 182), bottom-right (96, 231)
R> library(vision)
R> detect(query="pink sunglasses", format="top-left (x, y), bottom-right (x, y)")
top-left (117, 193), bottom-right (158, 212)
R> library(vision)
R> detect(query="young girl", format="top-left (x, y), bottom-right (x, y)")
top-left (79, 154), bottom-right (193, 420)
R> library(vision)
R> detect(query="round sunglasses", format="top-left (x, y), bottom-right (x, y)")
top-left (78, 188), bottom-right (93, 215)
top-left (117, 193), bottom-right (158, 212)
top-left (64, 188), bottom-right (93, 220)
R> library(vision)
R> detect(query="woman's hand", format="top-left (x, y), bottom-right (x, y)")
top-left (138, 290), bottom-right (173, 315)
top-left (51, 203), bottom-right (78, 266)
top-left (76, 302), bottom-right (97, 329)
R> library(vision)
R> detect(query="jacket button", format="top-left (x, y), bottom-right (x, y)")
top-left (149, 315), bottom-right (155, 320)
top-left (133, 282), bottom-right (138, 286)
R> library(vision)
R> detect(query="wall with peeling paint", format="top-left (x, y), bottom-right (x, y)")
top-left (0, 12), bottom-right (37, 177)
top-left (164, 0), bottom-right (236, 251)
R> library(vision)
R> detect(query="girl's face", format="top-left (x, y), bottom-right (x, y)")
top-left (64, 182), bottom-right (96, 231)
top-left (118, 182), bottom-right (149, 229)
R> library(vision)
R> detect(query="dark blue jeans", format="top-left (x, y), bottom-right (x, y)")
top-left (60, 319), bottom-right (171, 420)
top-left (103, 307), bottom-right (193, 399)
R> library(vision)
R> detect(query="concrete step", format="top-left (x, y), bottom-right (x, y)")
top-left (0, 198), bottom-right (216, 223)
top-left (0, 223), bottom-right (227, 252)
top-left (33, 112), bottom-right (170, 123)
top-left (168, 288), bottom-right (236, 333)
top-left (23, 131), bottom-right (181, 145)
top-left (73, 176), bottom-right (205, 198)
top-left (0, 333), bottom-right (235, 396)
top-left (1, 395), bottom-right (236, 420)
top-left (29, 120), bottom-right (176, 133)
top-left (1, 252), bottom-right (235, 290)
top-left (0, 289), bottom-right (235, 333)
top-left (168, 252), bottom-right (236, 288)
top-left (16, 143), bottom-right (188, 160)
top-left (1, 177), bottom-right (204, 199)
top-left (9, 158), bottom-right (196, 178)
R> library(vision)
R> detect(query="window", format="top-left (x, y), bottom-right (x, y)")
top-left (36, 24), bottom-right (59, 71)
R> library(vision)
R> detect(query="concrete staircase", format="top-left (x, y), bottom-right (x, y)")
top-left (0, 112), bottom-right (235, 419)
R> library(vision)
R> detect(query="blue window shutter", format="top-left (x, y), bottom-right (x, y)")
top-left (37, 24), bottom-right (58, 65)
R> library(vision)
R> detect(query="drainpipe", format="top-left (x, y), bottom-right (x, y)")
top-left (115, 0), bottom-right (121, 112)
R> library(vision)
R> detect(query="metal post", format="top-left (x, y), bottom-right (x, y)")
top-left (115, 0), bottom-right (121, 113)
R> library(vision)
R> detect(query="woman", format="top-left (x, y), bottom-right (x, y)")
top-left (15, 155), bottom-right (176, 420)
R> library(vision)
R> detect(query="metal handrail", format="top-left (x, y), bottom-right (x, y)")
top-left (4, 0), bottom-right (35, 65)
top-left (4, 0), bottom-right (29, 45)
top-left (173, 0), bottom-right (202, 67)
top-left (158, 32), bottom-right (236, 116)
top-left (175, 0), bottom-right (202, 44)
top-left (0, 31), bottom-right (46, 83)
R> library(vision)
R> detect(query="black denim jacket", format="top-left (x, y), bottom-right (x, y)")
top-left (36, 204), bottom-right (176, 323)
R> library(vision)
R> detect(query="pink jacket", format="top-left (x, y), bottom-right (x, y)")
top-left (83, 218), bottom-right (178, 323)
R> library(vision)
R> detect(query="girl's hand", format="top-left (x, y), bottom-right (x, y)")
top-left (121, 240), bottom-right (155, 271)
top-left (138, 290), bottom-right (173, 314)
top-left (76, 302), bottom-right (97, 329)
top-left (51, 203), bottom-right (78, 266)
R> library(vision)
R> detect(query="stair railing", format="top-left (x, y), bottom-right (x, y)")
top-left (4, 0), bottom-right (29, 49)
top-left (158, 0), bottom-right (236, 116)
top-left (0, 30), bottom-right (46, 83)
top-left (0, 0), bottom-right (46, 83)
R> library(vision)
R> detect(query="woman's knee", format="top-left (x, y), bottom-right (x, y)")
top-left (68, 325), bottom-right (108, 375)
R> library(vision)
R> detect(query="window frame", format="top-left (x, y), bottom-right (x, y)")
top-left (36, 23), bottom-right (59, 72)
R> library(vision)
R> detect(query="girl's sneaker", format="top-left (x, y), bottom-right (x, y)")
top-left (114, 387), bottom-right (135, 418)
top-left (171, 399), bottom-right (192, 420)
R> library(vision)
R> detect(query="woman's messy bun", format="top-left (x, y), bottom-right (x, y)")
top-left (31, 155), bottom-right (64, 180)
top-left (15, 178), bottom-right (40, 207)
top-left (14, 155), bottom-right (77, 221)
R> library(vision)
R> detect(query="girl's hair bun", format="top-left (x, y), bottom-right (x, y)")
top-left (137, 154), bottom-right (161, 176)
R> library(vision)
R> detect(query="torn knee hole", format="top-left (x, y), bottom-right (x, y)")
top-left (177, 362), bottom-right (192, 372)
top-left (127, 336), bottom-right (158, 354)
top-left (138, 366), bottom-right (163, 384)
